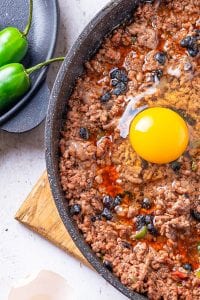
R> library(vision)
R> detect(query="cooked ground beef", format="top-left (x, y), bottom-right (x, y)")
top-left (59, 0), bottom-right (200, 299)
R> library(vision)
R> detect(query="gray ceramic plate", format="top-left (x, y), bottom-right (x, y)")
top-left (46, 0), bottom-right (147, 299)
top-left (0, 0), bottom-right (58, 133)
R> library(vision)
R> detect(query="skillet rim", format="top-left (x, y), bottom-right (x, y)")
top-left (46, 1), bottom-right (147, 299)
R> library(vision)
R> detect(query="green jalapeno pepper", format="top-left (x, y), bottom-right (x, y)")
top-left (0, 57), bottom-right (65, 113)
top-left (0, 0), bottom-right (33, 67)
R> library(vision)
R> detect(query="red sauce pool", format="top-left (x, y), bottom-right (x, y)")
top-left (100, 165), bottom-right (123, 197)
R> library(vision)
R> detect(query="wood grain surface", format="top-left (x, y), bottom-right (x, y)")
top-left (15, 171), bottom-right (90, 267)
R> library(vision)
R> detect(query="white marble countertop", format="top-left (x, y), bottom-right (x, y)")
top-left (0, 0), bottom-right (128, 299)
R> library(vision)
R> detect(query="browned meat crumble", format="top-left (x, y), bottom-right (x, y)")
top-left (59, 0), bottom-right (200, 299)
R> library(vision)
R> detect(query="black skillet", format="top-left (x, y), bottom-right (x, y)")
top-left (0, 0), bottom-right (58, 133)
top-left (46, 0), bottom-right (147, 299)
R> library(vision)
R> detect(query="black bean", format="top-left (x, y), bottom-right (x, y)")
top-left (144, 215), bottom-right (158, 236)
top-left (70, 204), bottom-right (81, 216)
top-left (110, 68), bottom-right (121, 79)
top-left (111, 78), bottom-right (119, 87)
top-left (112, 88), bottom-right (121, 96)
top-left (141, 198), bottom-right (152, 209)
top-left (112, 82), bottom-right (127, 96)
top-left (110, 68), bottom-right (128, 82)
top-left (121, 241), bottom-right (132, 249)
top-left (120, 71), bottom-right (128, 83)
top-left (152, 69), bottom-right (163, 82)
top-left (147, 223), bottom-right (158, 236)
top-left (183, 263), bottom-right (193, 272)
top-left (180, 36), bottom-right (193, 48)
top-left (103, 195), bottom-right (113, 208)
top-left (154, 51), bottom-right (167, 65)
top-left (118, 81), bottom-right (127, 91)
top-left (195, 29), bottom-right (200, 39)
top-left (180, 35), bottom-right (199, 57)
top-left (136, 214), bottom-right (158, 235)
top-left (91, 215), bottom-right (101, 222)
top-left (91, 216), bottom-right (97, 222)
top-left (145, 215), bottom-right (154, 225)
top-left (170, 161), bottom-right (182, 172)
top-left (113, 195), bottom-right (122, 207)
top-left (103, 260), bottom-right (113, 272)
top-left (79, 127), bottom-right (89, 140)
top-left (136, 215), bottom-right (146, 230)
top-left (191, 210), bottom-right (200, 222)
top-left (188, 46), bottom-right (199, 57)
top-left (110, 68), bottom-right (128, 95)
top-left (101, 208), bottom-right (113, 220)
top-left (100, 92), bottom-right (111, 103)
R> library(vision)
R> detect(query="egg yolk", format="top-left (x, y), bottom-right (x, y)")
top-left (129, 107), bottom-right (189, 164)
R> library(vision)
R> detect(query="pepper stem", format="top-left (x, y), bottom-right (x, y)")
top-left (23, 0), bottom-right (33, 36)
top-left (26, 57), bottom-right (65, 74)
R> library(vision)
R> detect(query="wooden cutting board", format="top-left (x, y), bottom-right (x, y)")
top-left (15, 171), bottom-right (90, 268)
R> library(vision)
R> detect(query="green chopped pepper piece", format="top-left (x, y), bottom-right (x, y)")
top-left (134, 225), bottom-right (147, 239)
top-left (195, 269), bottom-right (200, 279)
top-left (197, 243), bottom-right (200, 253)
top-left (191, 160), bottom-right (197, 172)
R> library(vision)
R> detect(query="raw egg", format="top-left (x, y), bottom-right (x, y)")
top-left (129, 107), bottom-right (189, 164)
